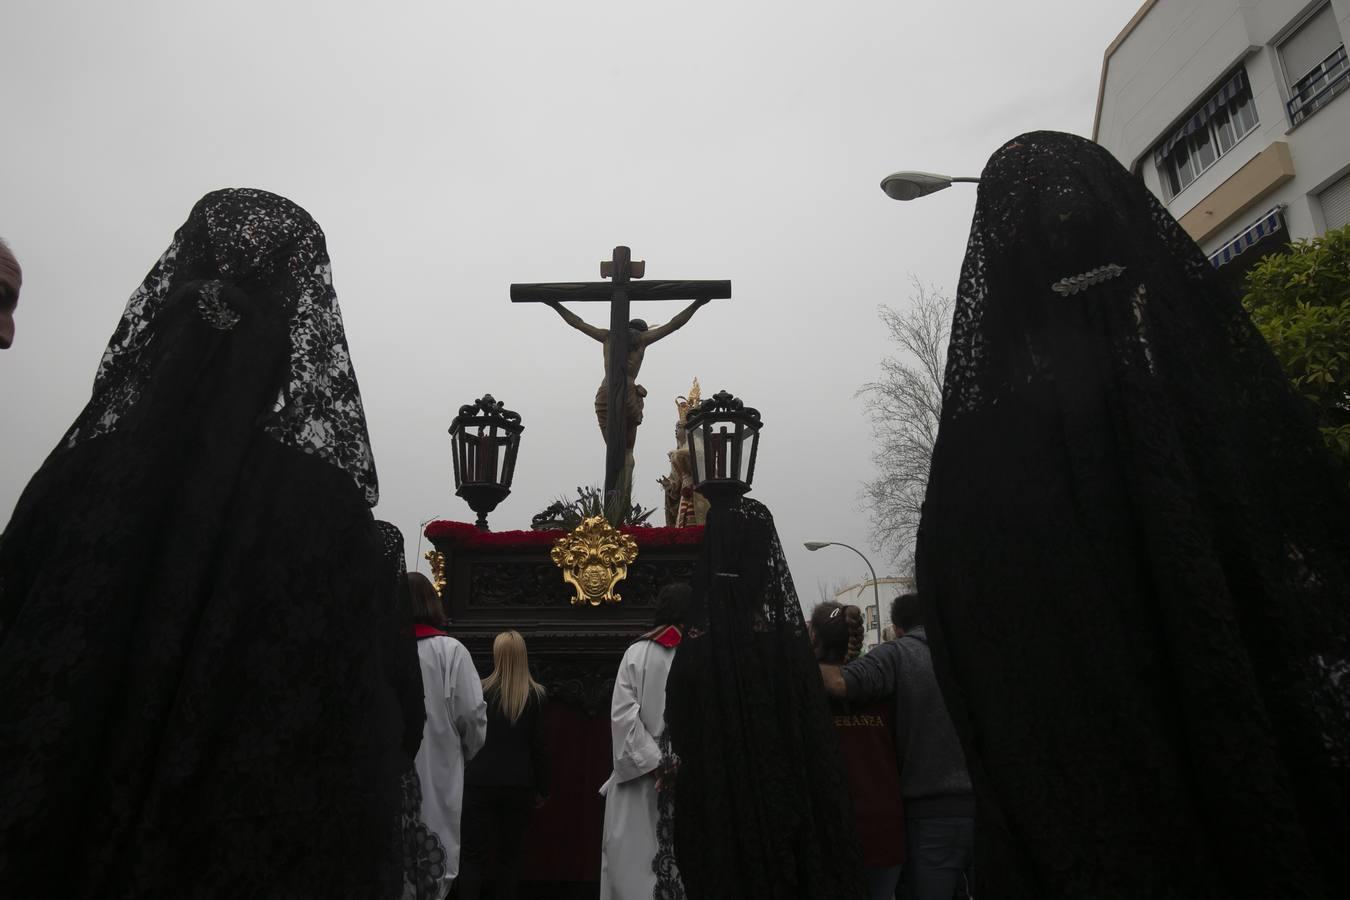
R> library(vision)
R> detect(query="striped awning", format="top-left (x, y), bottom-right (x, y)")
top-left (1154, 68), bottom-right (1248, 165)
top-left (1208, 206), bottom-right (1285, 268)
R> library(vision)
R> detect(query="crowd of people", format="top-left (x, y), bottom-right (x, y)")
top-left (1, 130), bottom-right (1347, 900)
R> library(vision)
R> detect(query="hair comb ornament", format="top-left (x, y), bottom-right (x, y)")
top-left (829, 607), bottom-right (842, 619)
top-left (196, 281), bottom-right (241, 331)
top-left (1051, 263), bottom-right (1126, 297)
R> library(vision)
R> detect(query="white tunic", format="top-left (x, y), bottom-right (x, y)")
top-left (414, 634), bottom-right (487, 892)
top-left (599, 636), bottom-right (677, 900)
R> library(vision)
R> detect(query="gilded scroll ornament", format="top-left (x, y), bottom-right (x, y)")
top-left (550, 515), bottom-right (639, 606)
top-left (425, 549), bottom-right (447, 597)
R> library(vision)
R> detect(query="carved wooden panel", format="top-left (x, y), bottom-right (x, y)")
top-left (468, 559), bottom-right (572, 608)
top-left (431, 535), bottom-right (701, 715)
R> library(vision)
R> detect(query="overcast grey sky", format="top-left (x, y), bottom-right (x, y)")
top-left (2, 0), bottom-right (1142, 606)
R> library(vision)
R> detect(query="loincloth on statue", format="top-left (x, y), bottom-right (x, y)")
top-left (595, 381), bottom-right (646, 438)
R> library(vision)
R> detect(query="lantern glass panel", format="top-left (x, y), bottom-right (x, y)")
top-left (744, 428), bottom-right (760, 484)
top-left (690, 425), bottom-right (706, 485)
top-left (712, 426), bottom-right (728, 479)
top-left (730, 421), bottom-right (745, 481)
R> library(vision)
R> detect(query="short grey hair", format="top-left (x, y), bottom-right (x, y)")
top-left (0, 237), bottom-right (21, 303)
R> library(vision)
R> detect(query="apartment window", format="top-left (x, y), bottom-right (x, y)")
top-left (1154, 68), bottom-right (1259, 200)
top-left (1281, 3), bottom-right (1348, 126)
top-left (1321, 170), bottom-right (1350, 232)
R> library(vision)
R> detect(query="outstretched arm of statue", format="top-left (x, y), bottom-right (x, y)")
top-left (546, 300), bottom-right (607, 342)
top-left (642, 297), bottom-right (710, 344)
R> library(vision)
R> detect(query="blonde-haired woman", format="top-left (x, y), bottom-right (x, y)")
top-left (458, 631), bottom-right (549, 900)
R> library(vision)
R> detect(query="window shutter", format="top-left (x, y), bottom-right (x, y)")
top-left (1153, 69), bottom-right (1250, 165)
top-left (1320, 171), bottom-right (1350, 232)
top-left (1281, 4), bottom-right (1342, 84)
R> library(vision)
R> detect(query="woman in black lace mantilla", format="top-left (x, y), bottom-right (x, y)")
top-left (0, 189), bottom-right (416, 898)
top-left (664, 497), bottom-right (865, 899)
top-left (917, 131), bottom-right (1350, 899)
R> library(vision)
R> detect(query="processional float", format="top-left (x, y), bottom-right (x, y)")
top-left (421, 247), bottom-right (761, 888)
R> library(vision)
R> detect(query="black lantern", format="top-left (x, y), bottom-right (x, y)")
top-left (449, 395), bottom-right (523, 530)
top-left (684, 390), bottom-right (762, 504)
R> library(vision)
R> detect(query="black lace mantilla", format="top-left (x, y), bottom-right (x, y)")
top-left (399, 769), bottom-right (449, 900)
top-left (918, 131), bottom-right (1350, 899)
top-left (652, 727), bottom-right (685, 900)
top-left (0, 191), bottom-right (408, 898)
top-left (63, 187), bottom-right (379, 505)
top-left (665, 498), bottom-right (864, 900)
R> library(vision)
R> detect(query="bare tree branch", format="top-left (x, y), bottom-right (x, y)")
top-left (857, 278), bottom-right (952, 571)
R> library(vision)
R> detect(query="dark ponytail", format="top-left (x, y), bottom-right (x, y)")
top-left (843, 605), bottom-right (864, 662)
top-left (810, 601), bottom-right (855, 664)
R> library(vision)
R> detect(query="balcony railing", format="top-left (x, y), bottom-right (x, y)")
top-left (1288, 44), bottom-right (1349, 126)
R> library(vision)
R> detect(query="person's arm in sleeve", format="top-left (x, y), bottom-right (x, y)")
top-left (610, 645), bottom-right (661, 784)
top-left (838, 641), bottom-right (899, 704)
top-left (447, 642), bottom-right (487, 762)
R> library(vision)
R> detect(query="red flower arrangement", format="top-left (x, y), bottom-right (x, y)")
top-left (424, 520), bottom-right (705, 551)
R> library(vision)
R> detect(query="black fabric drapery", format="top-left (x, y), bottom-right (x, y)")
top-left (0, 189), bottom-right (413, 898)
top-left (917, 131), bottom-right (1350, 899)
top-left (665, 497), bottom-right (865, 900)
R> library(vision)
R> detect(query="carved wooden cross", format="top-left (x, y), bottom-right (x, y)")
top-left (511, 246), bottom-right (731, 497)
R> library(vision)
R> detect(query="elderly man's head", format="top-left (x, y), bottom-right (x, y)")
top-left (0, 238), bottom-right (20, 349)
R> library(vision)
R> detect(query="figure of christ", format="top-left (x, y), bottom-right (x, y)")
top-left (546, 297), bottom-right (710, 450)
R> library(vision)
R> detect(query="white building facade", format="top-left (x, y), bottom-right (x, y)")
top-left (1094, 0), bottom-right (1350, 275)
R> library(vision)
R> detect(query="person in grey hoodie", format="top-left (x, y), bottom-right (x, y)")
top-left (821, 592), bottom-right (974, 900)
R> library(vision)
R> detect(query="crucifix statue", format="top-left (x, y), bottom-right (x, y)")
top-left (511, 246), bottom-right (730, 508)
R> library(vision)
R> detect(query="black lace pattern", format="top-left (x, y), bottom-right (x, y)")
top-left (664, 498), bottom-right (864, 900)
top-left (399, 769), bottom-right (449, 900)
top-left (0, 192), bottom-right (406, 898)
top-left (378, 520), bottom-right (439, 898)
top-left (195, 280), bottom-right (241, 330)
top-left (652, 726), bottom-right (685, 900)
top-left (918, 131), bottom-right (1350, 899)
top-left (63, 187), bottom-right (379, 505)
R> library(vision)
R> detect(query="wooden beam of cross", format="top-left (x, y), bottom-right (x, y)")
top-left (511, 246), bottom-right (731, 499)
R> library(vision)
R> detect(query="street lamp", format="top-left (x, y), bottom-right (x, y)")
top-left (879, 171), bottom-right (980, 201)
top-left (804, 541), bottom-right (883, 646)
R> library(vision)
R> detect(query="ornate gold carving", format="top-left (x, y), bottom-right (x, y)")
top-left (675, 378), bottom-right (701, 437)
top-left (550, 515), bottom-right (639, 606)
top-left (662, 377), bottom-right (707, 527)
top-left (425, 549), bottom-right (447, 597)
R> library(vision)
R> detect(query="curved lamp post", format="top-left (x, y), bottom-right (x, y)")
top-left (879, 171), bottom-right (980, 201)
top-left (805, 540), bottom-right (883, 646)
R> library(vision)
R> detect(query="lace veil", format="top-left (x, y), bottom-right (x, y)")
top-left (0, 189), bottom-right (403, 897)
top-left (665, 497), bottom-right (864, 899)
top-left (917, 131), bottom-right (1350, 897)
top-left (64, 187), bottom-right (379, 505)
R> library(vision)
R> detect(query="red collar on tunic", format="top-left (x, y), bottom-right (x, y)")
top-left (641, 625), bottom-right (682, 648)
top-left (413, 624), bottom-right (449, 640)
